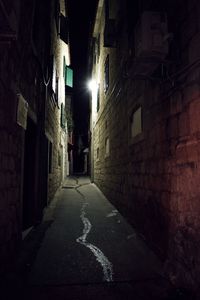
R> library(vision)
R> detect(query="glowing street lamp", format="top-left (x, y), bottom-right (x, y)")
top-left (88, 79), bottom-right (98, 122)
top-left (88, 79), bottom-right (98, 93)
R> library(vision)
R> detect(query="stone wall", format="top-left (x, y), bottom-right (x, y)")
top-left (0, 0), bottom-right (68, 277)
top-left (45, 0), bottom-right (71, 201)
top-left (91, 0), bottom-right (200, 291)
top-left (0, 86), bottom-right (22, 276)
top-left (0, 0), bottom-right (42, 276)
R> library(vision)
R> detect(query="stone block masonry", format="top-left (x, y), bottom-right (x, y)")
top-left (0, 88), bottom-right (22, 277)
top-left (91, 0), bottom-right (200, 293)
top-left (0, 0), bottom-right (71, 280)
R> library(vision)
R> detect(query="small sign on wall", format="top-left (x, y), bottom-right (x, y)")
top-left (17, 93), bottom-right (28, 129)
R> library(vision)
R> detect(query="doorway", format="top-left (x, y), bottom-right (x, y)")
top-left (22, 117), bottom-right (37, 230)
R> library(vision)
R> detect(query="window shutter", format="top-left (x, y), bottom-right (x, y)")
top-left (65, 66), bottom-right (73, 88)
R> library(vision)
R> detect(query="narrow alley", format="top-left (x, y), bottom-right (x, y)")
top-left (1, 0), bottom-right (200, 299)
top-left (11, 176), bottom-right (172, 300)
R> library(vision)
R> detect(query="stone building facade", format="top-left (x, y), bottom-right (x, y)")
top-left (0, 0), bottom-right (72, 278)
top-left (90, 0), bottom-right (200, 292)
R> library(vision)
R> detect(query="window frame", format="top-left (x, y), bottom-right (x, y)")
top-left (104, 55), bottom-right (109, 93)
top-left (105, 137), bottom-right (110, 157)
top-left (129, 106), bottom-right (143, 143)
top-left (97, 84), bottom-right (100, 112)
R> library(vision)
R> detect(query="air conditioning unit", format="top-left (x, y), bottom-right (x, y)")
top-left (135, 11), bottom-right (168, 59)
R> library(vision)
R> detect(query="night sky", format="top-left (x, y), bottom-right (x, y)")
top-left (68, 0), bottom-right (98, 143)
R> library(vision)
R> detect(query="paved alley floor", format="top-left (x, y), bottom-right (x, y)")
top-left (13, 177), bottom-right (175, 299)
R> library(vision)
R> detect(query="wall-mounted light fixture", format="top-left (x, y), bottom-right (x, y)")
top-left (88, 79), bottom-right (98, 122)
top-left (88, 79), bottom-right (98, 93)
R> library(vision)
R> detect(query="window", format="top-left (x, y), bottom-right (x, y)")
top-left (52, 57), bottom-right (56, 92)
top-left (104, 0), bottom-right (117, 47)
top-left (60, 103), bottom-right (66, 129)
top-left (105, 137), bottom-right (110, 157)
top-left (92, 38), bottom-right (96, 64)
top-left (97, 34), bottom-right (100, 60)
top-left (58, 149), bottom-right (61, 166)
top-left (97, 84), bottom-right (100, 112)
top-left (104, 55), bottom-right (109, 93)
top-left (105, 0), bottom-right (118, 19)
top-left (55, 76), bottom-right (59, 102)
top-left (54, 0), bottom-right (60, 33)
top-left (63, 57), bottom-right (66, 78)
top-left (96, 147), bottom-right (99, 160)
top-left (60, 14), bottom-right (69, 44)
top-left (130, 106), bottom-right (142, 138)
top-left (93, 35), bottom-right (101, 64)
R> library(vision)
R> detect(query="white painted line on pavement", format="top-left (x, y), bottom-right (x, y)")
top-left (106, 209), bottom-right (118, 218)
top-left (76, 202), bottom-right (114, 282)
